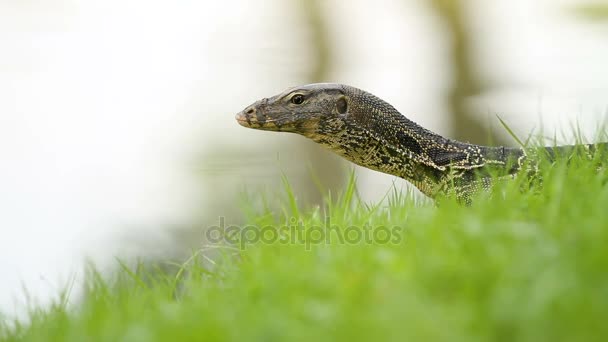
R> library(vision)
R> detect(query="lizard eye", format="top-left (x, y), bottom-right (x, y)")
top-left (291, 94), bottom-right (305, 105)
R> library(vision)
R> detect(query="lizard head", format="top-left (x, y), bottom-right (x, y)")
top-left (235, 83), bottom-right (350, 137)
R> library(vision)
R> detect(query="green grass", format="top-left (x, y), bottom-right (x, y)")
top-left (3, 149), bottom-right (608, 342)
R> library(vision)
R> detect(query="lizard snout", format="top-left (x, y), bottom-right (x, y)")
top-left (235, 105), bottom-right (257, 127)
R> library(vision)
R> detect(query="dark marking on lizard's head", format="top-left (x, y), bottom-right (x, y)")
top-left (235, 83), bottom-right (349, 136)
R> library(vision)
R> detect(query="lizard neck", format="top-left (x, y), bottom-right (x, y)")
top-left (306, 86), bottom-right (523, 198)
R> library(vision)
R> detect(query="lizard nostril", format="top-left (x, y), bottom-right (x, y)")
top-left (246, 108), bottom-right (255, 115)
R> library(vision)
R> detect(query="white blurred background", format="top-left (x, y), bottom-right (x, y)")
top-left (0, 0), bottom-right (607, 315)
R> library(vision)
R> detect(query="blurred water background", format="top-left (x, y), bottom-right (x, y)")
top-left (0, 0), bottom-right (607, 315)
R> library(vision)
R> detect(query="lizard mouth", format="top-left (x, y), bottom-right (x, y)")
top-left (235, 112), bottom-right (250, 126)
top-left (235, 111), bottom-right (283, 131)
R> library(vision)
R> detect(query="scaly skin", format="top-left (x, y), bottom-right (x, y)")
top-left (235, 83), bottom-right (604, 202)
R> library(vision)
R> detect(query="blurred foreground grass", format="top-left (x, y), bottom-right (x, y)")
top-left (2, 147), bottom-right (608, 342)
